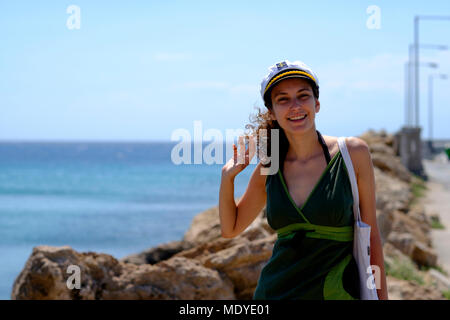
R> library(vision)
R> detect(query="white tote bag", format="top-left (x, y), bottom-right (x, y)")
top-left (337, 137), bottom-right (379, 300)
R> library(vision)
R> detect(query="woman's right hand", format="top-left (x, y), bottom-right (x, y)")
top-left (221, 135), bottom-right (256, 180)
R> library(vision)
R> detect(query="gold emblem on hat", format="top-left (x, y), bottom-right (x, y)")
top-left (276, 61), bottom-right (287, 70)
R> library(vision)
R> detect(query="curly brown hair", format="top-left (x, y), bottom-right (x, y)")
top-left (245, 106), bottom-right (289, 170)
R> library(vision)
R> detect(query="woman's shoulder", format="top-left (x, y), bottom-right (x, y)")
top-left (332, 135), bottom-right (371, 176)
top-left (322, 135), bottom-right (369, 154)
top-left (344, 136), bottom-right (370, 156)
top-left (322, 135), bottom-right (370, 169)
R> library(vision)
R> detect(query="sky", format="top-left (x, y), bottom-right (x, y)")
top-left (1, 0), bottom-right (450, 142)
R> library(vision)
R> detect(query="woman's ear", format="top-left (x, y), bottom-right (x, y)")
top-left (315, 99), bottom-right (320, 113)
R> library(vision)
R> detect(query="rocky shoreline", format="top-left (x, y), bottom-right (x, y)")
top-left (10, 130), bottom-right (450, 300)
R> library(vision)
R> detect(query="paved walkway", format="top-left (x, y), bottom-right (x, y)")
top-left (422, 154), bottom-right (450, 274)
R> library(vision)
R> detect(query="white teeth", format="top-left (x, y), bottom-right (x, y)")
top-left (289, 115), bottom-right (307, 120)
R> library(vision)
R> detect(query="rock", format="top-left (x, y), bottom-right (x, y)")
top-left (427, 269), bottom-right (450, 292)
top-left (368, 142), bottom-right (395, 156)
top-left (177, 227), bottom-right (273, 261)
top-left (374, 167), bottom-right (411, 215)
top-left (407, 204), bottom-right (432, 236)
top-left (383, 242), bottom-right (430, 296)
top-left (383, 242), bottom-right (413, 264)
top-left (117, 256), bottom-right (235, 300)
top-left (176, 229), bottom-right (277, 299)
top-left (390, 210), bottom-right (432, 247)
top-left (360, 129), bottom-right (411, 183)
top-left (372, 153), bottom-right (411, 183)
top-left (183, 204), bottom-right (273, 247)
top-left (11, 245), bottom-right (235, 300)
top-left (120, 241), bottom-right (192, 265)
top-left (387, 232), bottom-right (415, 257)
top-left (359, 129), bottom-right (389, 146)
top-left (411, 242), bottom-right (438, 268)
top-left (360, 130), bottom-right (395, 154)
top-left (373, 166), bottom-right (412, 245)
top-left (11, 245), bottom-right (123, 300)
top-left (375, 209), bottom-right (394, 245)
top-left (183, 206), bottom-right (223, 246)
top-left (387, 276), bottom-right (445, 300)
top-left (386, 232), bottom-right (437, 268)
top-left (203, 235), bottom-right (276, 299)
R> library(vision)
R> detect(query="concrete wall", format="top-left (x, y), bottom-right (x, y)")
top-left (395, 126), bottom-right (427, 179)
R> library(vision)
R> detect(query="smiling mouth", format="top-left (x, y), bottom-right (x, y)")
top-left (288, 114), bottom-right (307, 121)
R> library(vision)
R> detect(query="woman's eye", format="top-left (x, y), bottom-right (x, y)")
top-left (278, 97), bottom-right (288, 102)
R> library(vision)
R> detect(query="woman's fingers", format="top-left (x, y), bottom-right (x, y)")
top-left (231, 135), bottom-right (257, 166)
top-left (235, 135), bottom-right (256, 165)
top-left (248, 135), bottom-right (257, 161)
top-left (243, 135), bottom-right (257, 164)
top-left (238, 136), bottom-right (245, 164)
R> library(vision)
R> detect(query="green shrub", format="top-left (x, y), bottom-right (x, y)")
top-left (431, 218), bottom-right (446, 230)
top-left (411, 180), bottom-right (427, 199)
top-left (385, 257), bottom-right (425, 285)
top-left (419, 265), bottom-right (449, 276)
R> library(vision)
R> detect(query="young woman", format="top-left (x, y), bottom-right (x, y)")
top-left (219, 60), bottom-right (388, 300)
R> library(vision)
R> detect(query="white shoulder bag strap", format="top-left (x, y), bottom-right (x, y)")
top-left (337, 136), bottom-right (379, 300)
top-left (337, 137), bottom-right (361, 223)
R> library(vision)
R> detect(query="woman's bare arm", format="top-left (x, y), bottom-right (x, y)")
top-left (347, 137), bottom-right (389, 300)
top-left (219, 136), bottom-right (267, 238)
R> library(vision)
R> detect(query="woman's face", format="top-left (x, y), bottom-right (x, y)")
top-left (269, 77), bottom-right (320, 134)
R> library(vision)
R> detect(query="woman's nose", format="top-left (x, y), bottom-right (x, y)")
top-left (289, 96), bottom-right (303, 108)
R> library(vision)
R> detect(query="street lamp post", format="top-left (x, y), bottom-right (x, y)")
top-left (407, 44), bottom-right (446, 127)
top-left (413, 15), bottom-right (450, 128)
top-left (404, 58), bottom-right (438, 127)
top-left (428, 74), bottom-right (448, 153)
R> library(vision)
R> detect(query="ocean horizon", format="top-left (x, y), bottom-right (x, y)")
top-left (0, 141), bottom-right (256, 300)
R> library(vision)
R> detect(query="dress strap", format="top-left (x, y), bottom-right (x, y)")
top-left (317, 130), bottom-right (331, 164)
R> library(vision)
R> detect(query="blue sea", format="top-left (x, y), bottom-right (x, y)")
top-left (0, 142), bottom-right (255, 300)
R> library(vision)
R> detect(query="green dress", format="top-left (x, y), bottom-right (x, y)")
top-left (253, 132), bottom-right (360, 300)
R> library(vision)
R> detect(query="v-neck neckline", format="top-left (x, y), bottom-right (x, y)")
top-left (277, 150), bottom-right (341, 223)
